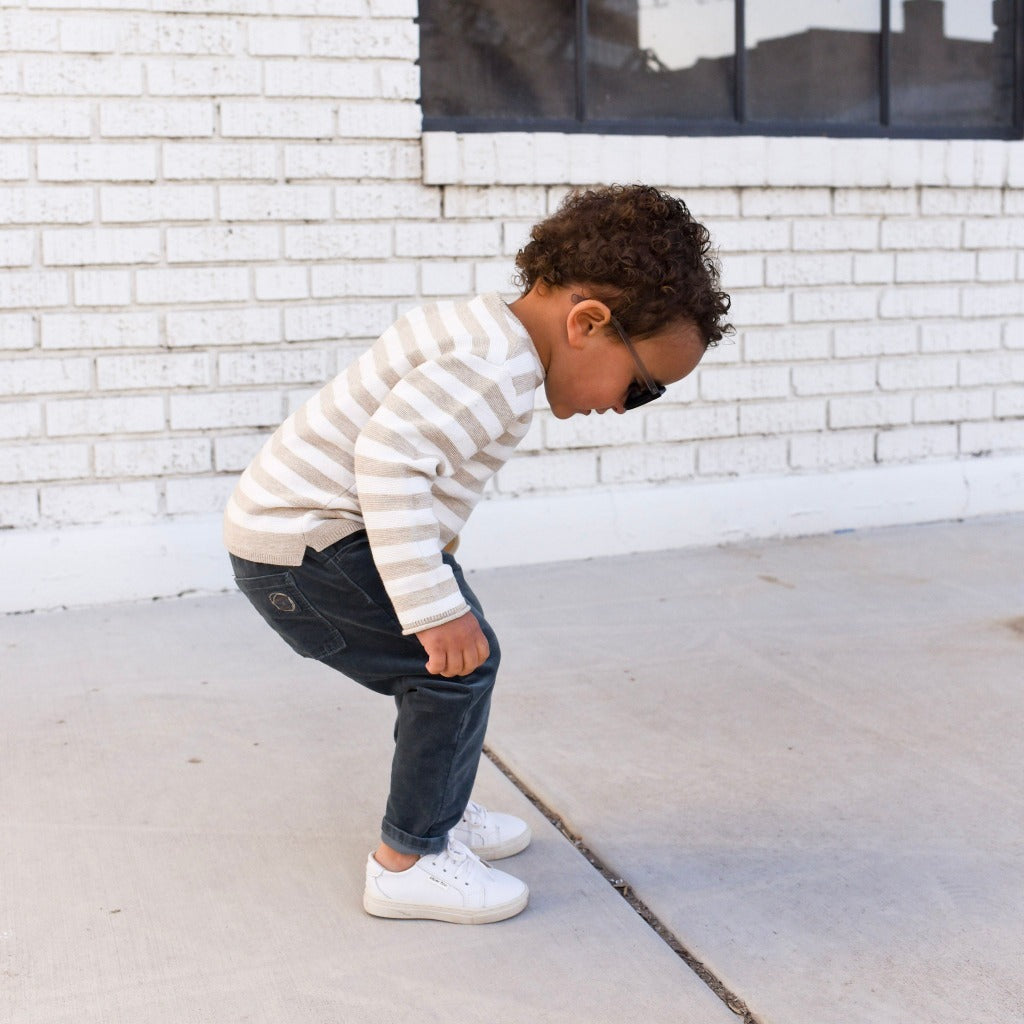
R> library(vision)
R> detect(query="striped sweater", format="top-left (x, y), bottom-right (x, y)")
top-left (223, 292), bottom-right (543, 635)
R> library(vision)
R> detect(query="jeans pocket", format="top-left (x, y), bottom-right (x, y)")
top-left (234, 570), bottom-right (347, 661)
top-left (321, 535), bottom-right (403, 628)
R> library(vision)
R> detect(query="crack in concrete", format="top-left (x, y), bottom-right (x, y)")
top-left (483, 744), bottom-right (763, 1024)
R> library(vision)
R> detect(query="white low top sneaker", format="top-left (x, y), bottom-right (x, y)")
top-left (450, 800), bottom-right (532, 860)
top-left (364, 838), bottom-right (528, 924)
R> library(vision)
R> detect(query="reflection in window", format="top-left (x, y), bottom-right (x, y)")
top-left (588, 0), bottom-right (735, 121)
top-left (746, 1), bottom-right (880, 123)
top-left (419, 0), bottom-right (576, 121)
top-left (891, 0), bottom-right (1015, 127)
top-left (418, 0), bottom-right (1023, 138)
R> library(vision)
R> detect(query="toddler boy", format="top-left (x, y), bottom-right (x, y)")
top-left (224, 184), bottom-right (731, 924)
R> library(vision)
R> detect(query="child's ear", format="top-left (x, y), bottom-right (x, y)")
top-left (566, 298), bottom-right (611, 350)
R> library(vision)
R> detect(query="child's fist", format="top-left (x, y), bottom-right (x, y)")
top-left (415, 611), bottom-right (489, 678)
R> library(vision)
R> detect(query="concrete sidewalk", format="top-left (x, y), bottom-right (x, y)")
top-left (2, 515), bottom-right (1022, 1024)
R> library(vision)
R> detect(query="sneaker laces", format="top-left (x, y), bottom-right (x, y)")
top-left (460, 800), bottom-right (487, 828)
top-left (436, 837), bottom-right (484, 883)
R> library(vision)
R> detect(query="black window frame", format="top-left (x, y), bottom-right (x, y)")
top-left (420, 0), bottom-right (1024, 140)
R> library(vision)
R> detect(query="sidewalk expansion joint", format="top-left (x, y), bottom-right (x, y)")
top-left (484, 745), bottom-right (762, 1024)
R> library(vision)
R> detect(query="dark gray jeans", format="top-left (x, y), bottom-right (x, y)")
top-left (230, 531), bottom-right (499, 857)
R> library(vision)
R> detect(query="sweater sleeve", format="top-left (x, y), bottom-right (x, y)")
top-left (352, 350), bottom-right (519, 635)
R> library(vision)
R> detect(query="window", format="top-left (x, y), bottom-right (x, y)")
top-left (419, 0), bottom-right (1024, 138)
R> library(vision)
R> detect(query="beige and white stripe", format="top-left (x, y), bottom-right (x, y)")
top-left (224, 293), bottom-right (543, 635)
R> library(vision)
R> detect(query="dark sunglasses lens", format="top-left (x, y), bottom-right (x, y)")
top-left (624, 382), bottom-right (666, 411)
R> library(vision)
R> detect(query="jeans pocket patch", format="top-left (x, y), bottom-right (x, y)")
top-left (234, 570), bottom-right (347, 661)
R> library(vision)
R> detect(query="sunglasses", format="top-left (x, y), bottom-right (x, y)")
top-left (571, 294), bottom-right (666, 411)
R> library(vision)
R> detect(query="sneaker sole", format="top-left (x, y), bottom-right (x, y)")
top-left (363, 886), bottom-right (529, 925)
top-left (460, 824), bottom-right (532, 861)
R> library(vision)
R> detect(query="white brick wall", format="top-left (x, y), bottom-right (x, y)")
top-left (0, 1), bottom-right (1022, 575)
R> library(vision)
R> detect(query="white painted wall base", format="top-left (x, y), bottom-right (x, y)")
top-left (4, 454), bottom-right (1023, 615)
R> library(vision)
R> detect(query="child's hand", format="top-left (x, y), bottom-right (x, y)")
top-left (415, 611), bottom-right (490, 678)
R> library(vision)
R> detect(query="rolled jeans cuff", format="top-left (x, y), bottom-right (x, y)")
top-left (381, 818), bottom-right (449, 857)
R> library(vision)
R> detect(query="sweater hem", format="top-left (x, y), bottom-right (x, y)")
top-left (223, 516), bottom-right (365, 567)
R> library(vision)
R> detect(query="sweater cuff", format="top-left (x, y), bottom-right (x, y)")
top-left (399, 599), bottom-right (472, 637)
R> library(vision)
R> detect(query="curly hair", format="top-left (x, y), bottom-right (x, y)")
top-left (514, 184), bottom-right (732, 346)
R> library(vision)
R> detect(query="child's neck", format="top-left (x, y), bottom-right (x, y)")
top-left (508, 286), bottom-right (559, 373)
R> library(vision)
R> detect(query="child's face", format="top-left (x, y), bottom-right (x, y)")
top-left (544, 316), bottom-right (705, 420)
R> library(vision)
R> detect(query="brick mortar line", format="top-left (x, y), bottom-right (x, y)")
top-left (482, 743), bottom-right (763, 1024)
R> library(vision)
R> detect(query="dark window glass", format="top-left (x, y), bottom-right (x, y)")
top-left (746, 2), bottom-right (881, 124)
top-left (587, 0), bottom-right (735, 121)
top-left (418, 0), bottom-right (1024, 139)
top-left (419, 0), bottom-right (576, 121)
top-left (891, 0), bottom-right (1016, 128)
